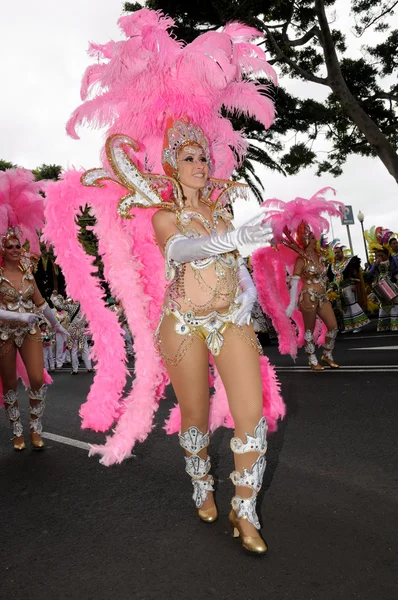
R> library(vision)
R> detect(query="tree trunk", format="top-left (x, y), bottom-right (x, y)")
top-left (315, 0), bottom-right (398, 184)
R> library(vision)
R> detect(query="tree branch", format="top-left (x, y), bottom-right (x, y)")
top-left (355, 1), bottom-right (398, 36)
top-left (264, 26), bottom-right (329, 85)
top-left (284, 26), bottom-right (321, 47)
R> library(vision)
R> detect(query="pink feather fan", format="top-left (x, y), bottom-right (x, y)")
top-left (44, 8), bottom-right (285, 465)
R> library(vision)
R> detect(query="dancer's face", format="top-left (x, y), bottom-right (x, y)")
top-left (177, 144), bottom-right (209, 191)
top-left (3, 236), bottom-right (22, 263)
top-left (307, 233), bottom-right (316, 249)
top-left (334, 247), bottom-right (344, 261)
top-left (389, 238), bottom-right (398, 253)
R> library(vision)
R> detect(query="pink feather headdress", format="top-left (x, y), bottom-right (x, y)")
top-left (0, 168), bottom-right (45, 255)
top-left (67, 8), bottom-right (277, 179)
top-left (262, 187), bottom-right (344, 247)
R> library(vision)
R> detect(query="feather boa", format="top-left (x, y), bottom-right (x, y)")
top-left (43, 171), bottom-right (128, 431)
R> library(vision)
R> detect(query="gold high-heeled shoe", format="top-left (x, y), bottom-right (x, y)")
top-left (30, 431), bottom-right (45, 450)
top-left (198, 505), bottom-right (218, 523)
top-left (310, 362), bottom-right (325, 371)
top-left (228, 509), bottom-right (268, 555)
top-left (321, 355), bottom-right (339, 369)
top-left (13, 436), bottom-right (26, 451)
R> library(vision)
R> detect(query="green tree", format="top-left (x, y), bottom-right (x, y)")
top-left (33, 163), bottom-right (63, 181)
top-left (124, 1), bottom-right (398, 184)
top-left (0, 159), bottom-right (18, 171)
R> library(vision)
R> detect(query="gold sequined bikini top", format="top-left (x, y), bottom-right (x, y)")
top-left (0, 269), bottom-right (35, 313)
top-left (301, 254), bottom-right (327, 283)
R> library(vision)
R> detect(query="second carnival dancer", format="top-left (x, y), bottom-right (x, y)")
top-left (251, 193), bottom-right (344, 370)
top-left (327, 241), bottom-right (370, 333)
top-left (44, 9), bottom-right (286, 554)
top-left (0, 169), bottom-right (68, 450)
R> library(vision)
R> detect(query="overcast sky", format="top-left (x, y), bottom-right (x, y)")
top-left (1, 0), bottom-right (397, 262)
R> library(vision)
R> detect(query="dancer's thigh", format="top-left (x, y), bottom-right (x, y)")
top-left (19, 337), bottom-right (44, 390)
top-left (160, 315), bottom-right (210, 428)
top-left (0, 343), bottom-right (17, 391)
top-left (317, 301), bottom-right (338, 331)
top-left (213, 324), bottom-right (263, 438)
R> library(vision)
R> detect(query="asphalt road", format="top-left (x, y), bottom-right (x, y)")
top-left (1, 320), bottom-right (397, 600)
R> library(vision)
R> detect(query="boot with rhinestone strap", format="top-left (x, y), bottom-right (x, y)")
top-left (304, 329), bottom-right (324, 371)
top-left (179, 426), bottom-right (218, 523)
top-left (3, 389), bottom-right (25, 451)
top-left (229, 416), bottom-right (268, 554)
top-left (29, 385), bottom-right (47, 450)
top-left (321, 328), bottom-right (339, 368)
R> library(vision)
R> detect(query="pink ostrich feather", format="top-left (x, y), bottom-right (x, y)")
top-left (0, 168), bottom-right (45, 254)
top-left (43, 172), bottom-right (128, 431)
top-left (87, 191), bottom-right (168, 465)
top-left (66, 9), bottom-right (276, 180)
top-left (263, 188), bottom-right (344, 243)
top-left (252, 246), bottom-right (298, 358)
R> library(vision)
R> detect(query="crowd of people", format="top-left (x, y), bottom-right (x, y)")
top-left (1, 8), bottom-right (397, 557)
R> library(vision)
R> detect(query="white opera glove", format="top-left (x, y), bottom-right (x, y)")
top-left (167, 222), bottom-right (273, 265)
top-left (286, 276), bottom-right (300, 318)
top-left (40, 302), bottom-right (69, 338)
top-left (233, 265), bottom-right (258, 326)
top-left (0, 309), bottom-right (38, 325)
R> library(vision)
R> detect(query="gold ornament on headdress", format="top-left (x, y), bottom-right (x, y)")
top-left (81, 134), bottom-right (249, 220)
top-left (0, 226), bottom-right (23, 249)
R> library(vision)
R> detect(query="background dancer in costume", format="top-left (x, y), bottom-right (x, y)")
top-left (51, 293), bottom-right (93, 374)
top-left (366, 227), bottom-right (398, 332)
top-left (51, 292), bottom-right (70, 368)
top-left (44, 9), bottom-right (285, 555)
top-left (327, 242), bottom-right (369, 334)
top-left (40, 322), bottom-right (55, 372)
top-left (286, 226), bottom-right (340, 370)
top-left (0, 169), bottom-right (67, 450)
top-left (252, 191), bottom-right (343, 368)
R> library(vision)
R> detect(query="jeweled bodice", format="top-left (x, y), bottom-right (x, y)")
top-left (301, 254), bottom-right (328, 290)
top-left (165, 205), bottom-right (240, 315)
top-left (0, 272), bottom-right (35, 313)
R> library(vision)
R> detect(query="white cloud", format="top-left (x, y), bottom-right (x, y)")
top-left (1, 0), bottom-right (397, 262)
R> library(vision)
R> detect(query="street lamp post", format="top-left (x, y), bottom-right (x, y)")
top-left (357, 210), bottom-right (370, 264)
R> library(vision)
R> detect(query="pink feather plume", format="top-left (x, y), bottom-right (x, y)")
top-left (0, 168), bottom-right (45, 254)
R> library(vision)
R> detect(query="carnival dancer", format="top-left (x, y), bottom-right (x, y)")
top-left (251, 192), bottom-right (344, 369)
top-left (40, 322), bottom-right (55, 372)
top-left (366, 227), bottom-right (398, 332)
top-left (44, 9), bottom-right (286, 554)
top-left (327, 242), bottom-right (370, 333)
top-left (51, 292), bottom-right (70, 368)
top-left (51, 293), bottom-right (93, 374)
top-left (0, 168), bottom-right (68, 450)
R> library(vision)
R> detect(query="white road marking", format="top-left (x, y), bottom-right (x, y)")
top-left (42, 432), bottom-right (91, 450)
top-left (339, 333), bottom-right (398, 341)
top-left (276, 369), bottom-right (398, 373)
top-left (275, 366), bottom-right (398, 373)
top-left (349, 346), bottom-right (398, 351)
